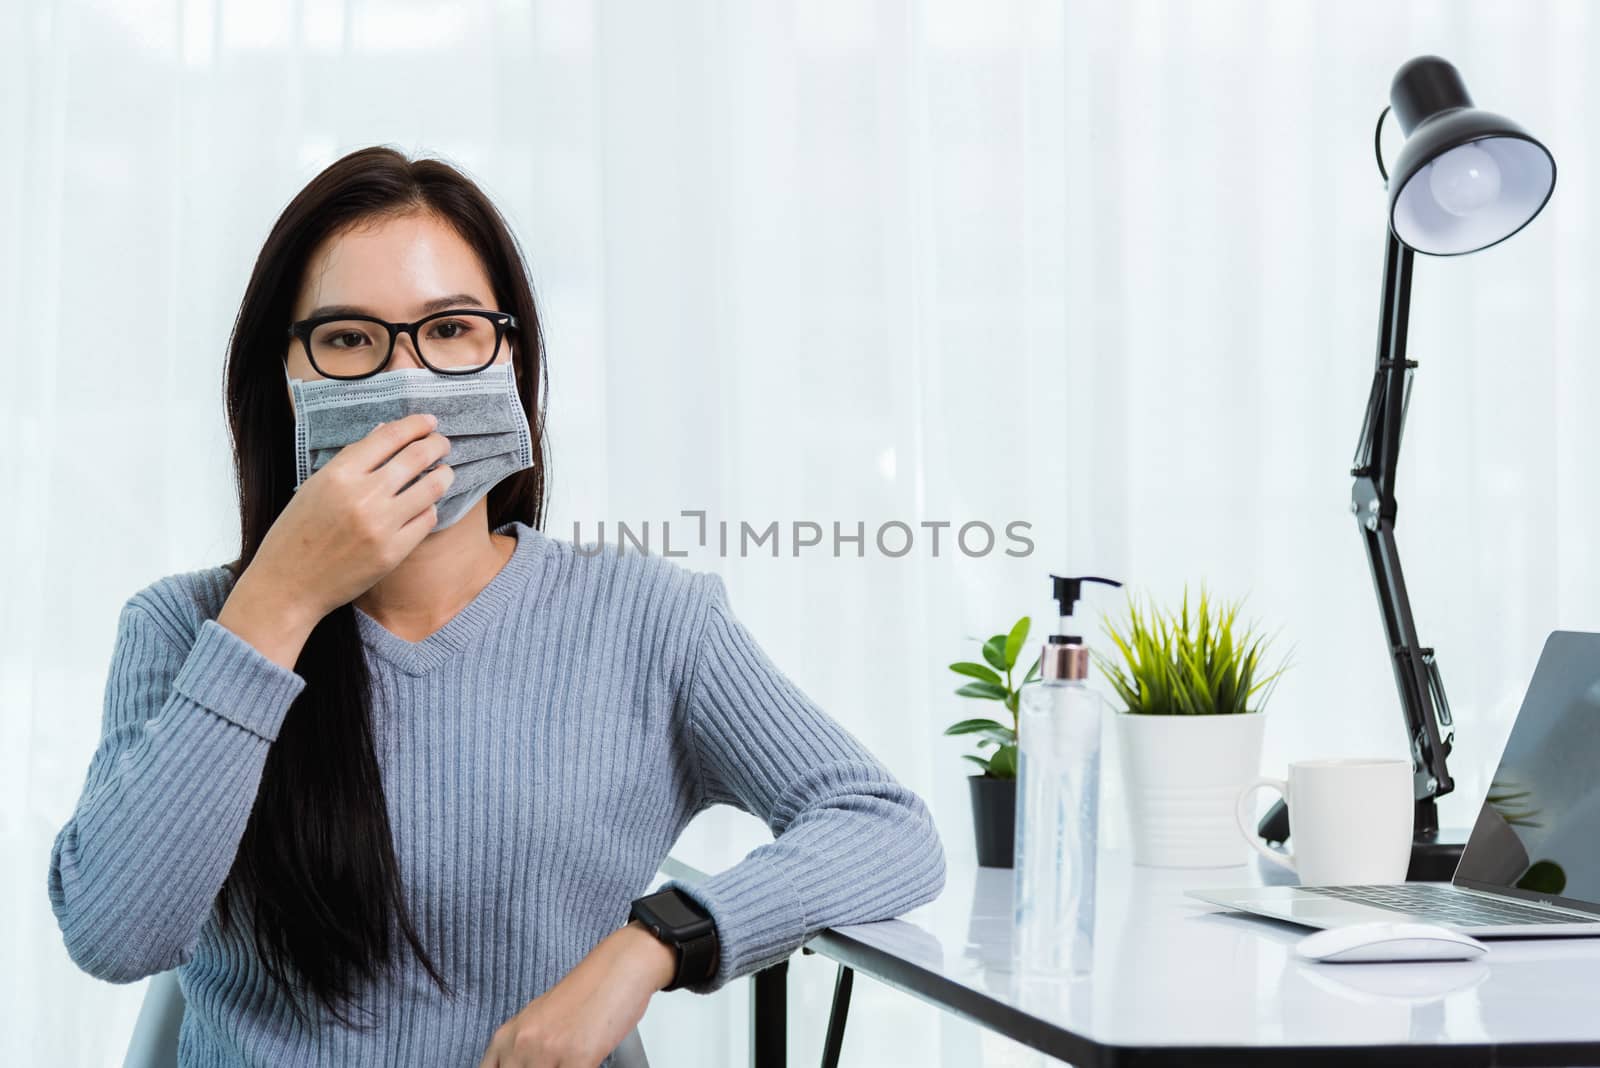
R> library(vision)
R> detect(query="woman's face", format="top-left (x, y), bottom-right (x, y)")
top-left (284, 210), bottom-right (513, 401)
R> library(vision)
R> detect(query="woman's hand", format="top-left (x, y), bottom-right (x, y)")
top-left (478, 921), bottom-right (678, 1068)
top-left (248, 411), bottom-right (455, 624)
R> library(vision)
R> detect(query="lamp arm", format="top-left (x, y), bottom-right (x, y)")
top-left (1349, 224), bottom-right (1456, 833)
top-left (1256, 224), bottom-right (1458, 851)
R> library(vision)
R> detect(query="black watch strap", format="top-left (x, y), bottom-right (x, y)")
top-left (630, 888), bottom-right (719, 992)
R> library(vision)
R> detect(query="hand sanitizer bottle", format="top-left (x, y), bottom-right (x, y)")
top-left (1013, 574), bottom-right (1121, 978)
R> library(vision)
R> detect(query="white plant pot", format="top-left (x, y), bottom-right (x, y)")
top-left (1115, 711), bottom-right (1266, 868)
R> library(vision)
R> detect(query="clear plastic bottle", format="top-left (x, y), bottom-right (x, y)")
top-left (1012, 575), bottom-right (1119, 979)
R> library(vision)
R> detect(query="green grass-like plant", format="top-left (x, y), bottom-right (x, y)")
top-left (1093, 585), bottom-right (1289, 716)
top-left (1486, 777), bottom-right (1543, 828)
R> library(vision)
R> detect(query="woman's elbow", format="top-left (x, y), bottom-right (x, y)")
top-left (913, 811), bottom-right (948, 905)
top-left (49, 853), bottom-right (191, 984)
top-left (887, 791), bottom-right (947, 909)
top-left (55, 906), bottom-right (193, 984)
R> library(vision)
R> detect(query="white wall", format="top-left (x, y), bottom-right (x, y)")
top-left (4, 0), bottom-right (1598, 1064)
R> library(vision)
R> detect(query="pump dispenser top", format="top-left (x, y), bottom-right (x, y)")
top-left (1040, 574), bottom-right (1122, 680)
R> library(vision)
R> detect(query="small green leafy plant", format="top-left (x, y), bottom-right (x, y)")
top-left (1094, 586), bottom-right (1289, 715)
top-left (944, 616), bottom-right (1038, 779)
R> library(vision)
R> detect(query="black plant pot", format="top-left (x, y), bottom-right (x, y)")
top-left (967, 774), bottom-right (1016, 868)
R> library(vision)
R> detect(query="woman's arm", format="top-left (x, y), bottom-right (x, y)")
top-left (46, 583), bottom-right (310, 982)
top-left (656, 572), bottom-right (948, 994)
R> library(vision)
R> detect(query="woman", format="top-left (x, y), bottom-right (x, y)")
top-left (47, 146), bottom-right (946, 1067)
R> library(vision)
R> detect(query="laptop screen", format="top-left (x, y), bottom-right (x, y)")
top-left (1454, 630), bottom-right (1600, 911)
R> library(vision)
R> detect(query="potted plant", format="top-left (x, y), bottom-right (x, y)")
top-left (945, 615), bottom-right (1038, 868)
top-left (1094, 586), bottom-right (1289, 868)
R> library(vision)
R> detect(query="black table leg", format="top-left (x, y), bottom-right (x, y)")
top-left (819, 964), bottom-right (854, 1068)
top-left (752, 959), bottom-right (787, 1068)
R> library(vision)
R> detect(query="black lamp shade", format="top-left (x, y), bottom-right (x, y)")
top-left (1386, 56), bottom-right (1556, 256)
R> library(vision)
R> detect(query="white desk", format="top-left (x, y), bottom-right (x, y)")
top-left (676, 852), bottom-right (1600, 1066)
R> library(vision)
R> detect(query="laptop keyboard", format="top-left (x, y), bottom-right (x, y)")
top-left (1301, 883), bottom-right (1589, 927)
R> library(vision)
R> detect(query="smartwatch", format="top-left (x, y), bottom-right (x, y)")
top-left (629, 887), bottom-right (719, 991)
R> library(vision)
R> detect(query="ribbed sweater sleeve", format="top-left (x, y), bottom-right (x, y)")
top-left (47, 590), bottom-right (307, 983)
top-left (658, 573), bottom-right (947, 994)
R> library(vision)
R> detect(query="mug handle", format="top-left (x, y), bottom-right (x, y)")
top-left (1236, 777), bottom-right (1296, 873)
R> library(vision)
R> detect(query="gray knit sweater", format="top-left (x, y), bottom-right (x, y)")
top-left (47, 520), bottom-right (946, 1066)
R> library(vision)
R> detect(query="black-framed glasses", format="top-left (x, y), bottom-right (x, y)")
top-left (286, 309), bottom-right (519, 380)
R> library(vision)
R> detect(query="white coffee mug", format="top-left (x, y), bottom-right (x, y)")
top-left (1235, 758), bottom-right (1414, 886)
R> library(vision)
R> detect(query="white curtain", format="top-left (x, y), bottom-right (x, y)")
top-left (5, 0), bottom-right (1599, 1064)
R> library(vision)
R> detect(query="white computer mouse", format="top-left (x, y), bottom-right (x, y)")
top-left (1294, 922), bottom-right (1488, 963)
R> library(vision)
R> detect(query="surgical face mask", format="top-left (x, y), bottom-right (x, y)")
top-left (284, 360), bottom-right (534, 532)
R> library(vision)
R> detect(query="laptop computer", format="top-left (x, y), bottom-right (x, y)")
top-left (1188, 630), bottom-right (1600, 937)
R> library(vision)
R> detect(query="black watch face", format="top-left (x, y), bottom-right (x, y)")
top-left (639, 890), bottom-right (715, 939)
top-left (647, 892), bottom-right (707, 929)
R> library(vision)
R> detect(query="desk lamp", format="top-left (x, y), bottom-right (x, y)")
top-left (1258, 55), bottom-right (1556, 881)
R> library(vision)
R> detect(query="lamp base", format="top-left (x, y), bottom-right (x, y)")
top-left (1407, 827), bottom-right (1468, 882)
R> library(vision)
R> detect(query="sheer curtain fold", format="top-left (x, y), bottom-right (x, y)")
top-left (5, 1), bottom-right (1599, 1065)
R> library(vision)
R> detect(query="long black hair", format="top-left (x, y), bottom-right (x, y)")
top-left (215, 146), bottom-right (549, 1025)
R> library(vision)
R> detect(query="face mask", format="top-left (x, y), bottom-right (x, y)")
top-left (284, 360), bottom-right (534, 532)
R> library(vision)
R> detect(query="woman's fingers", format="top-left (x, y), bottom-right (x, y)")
top-left (393, 463), bottom-right (453, 524)
top-left (333, 412), bottom-right (439, 475)
top-left (378, 430), bottom-right (453, 496)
